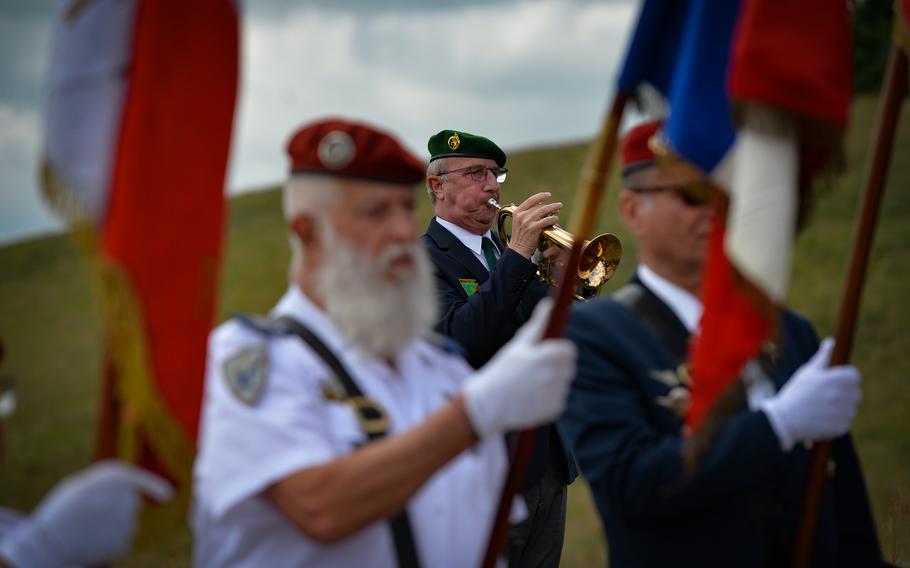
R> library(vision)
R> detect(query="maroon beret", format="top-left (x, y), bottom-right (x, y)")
top-left (621, 119), bottom-right (664, 177)
top-left (286, 118), bottom-right (425, 185)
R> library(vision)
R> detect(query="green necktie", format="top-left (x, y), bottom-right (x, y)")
top-left (482, 236), bottom-right (499, 270)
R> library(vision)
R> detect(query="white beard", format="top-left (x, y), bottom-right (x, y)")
top-left (315, 225), bottom-right (439, 360)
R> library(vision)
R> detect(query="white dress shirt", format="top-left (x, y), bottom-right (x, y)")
top-left (637, 264), bottom-right (702, 334)
top-left (435, 216), bottom-right (499, 271)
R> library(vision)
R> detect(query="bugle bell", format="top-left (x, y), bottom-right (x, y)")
top-left (487, 198), bottom-right (621, 300)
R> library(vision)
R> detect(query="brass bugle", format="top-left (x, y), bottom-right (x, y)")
top-left (487, 198), bottom-right (621, 299)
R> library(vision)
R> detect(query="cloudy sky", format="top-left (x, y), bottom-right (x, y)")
top-left (0, 0), bottom-right (638, 244)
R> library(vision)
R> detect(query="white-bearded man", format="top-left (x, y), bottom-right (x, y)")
top-left (191, 118), bottom-right (577, 568)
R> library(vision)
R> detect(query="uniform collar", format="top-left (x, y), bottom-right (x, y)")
top-left (636, 264), bottom-right (702, 333)
top-left (434, 216), bottom-right (496, 256)
top-left (272, 285), bottom-right (421, 374)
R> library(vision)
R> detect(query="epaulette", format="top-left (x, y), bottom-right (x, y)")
top-left (233, 313), bottom-right (298, 337)
top-left (611, 282), bottom-right (645, 309)
top-left (222, 314), bottom-right (278, 406)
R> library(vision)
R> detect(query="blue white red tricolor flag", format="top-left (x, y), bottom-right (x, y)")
top-left (617, 0), bottom-right (852, 430)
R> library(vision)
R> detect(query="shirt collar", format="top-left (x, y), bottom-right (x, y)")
top-left (435, 216), bottom-right (494, 256)
top-left (636, 264), bottom-right (703, 333)
top-left (270, 285), bottom-right (421, 373)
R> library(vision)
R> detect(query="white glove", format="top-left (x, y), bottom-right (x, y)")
top-left (760, 338), bottom-right (862, 452)
top-left (0, 460), bottom-right (174, 568)
top-left (463, 298), bottom-right (577, 439)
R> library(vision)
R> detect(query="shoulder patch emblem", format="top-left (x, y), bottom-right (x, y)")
top-left (459, 278), bottom-right (479, 296)
top-left (223, 346), bottom-right (269, 406)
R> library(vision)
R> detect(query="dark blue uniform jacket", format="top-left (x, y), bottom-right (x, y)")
top-left (559, 279), bottom-right (887, 567)
top-left (421, 216), bottom-right (546, 369)
top-left (421, 216), bottom-right (577, 486)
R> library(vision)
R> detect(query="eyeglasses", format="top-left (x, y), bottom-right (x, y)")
top-left (438, 165), bottom-right (508, 184)
top-left (630, 185), bottom-right (711, 207)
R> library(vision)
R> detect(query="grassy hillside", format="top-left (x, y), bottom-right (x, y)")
top-left (0, 95), bottom-right (907, 566)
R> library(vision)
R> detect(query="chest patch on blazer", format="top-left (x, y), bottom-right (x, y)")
top-left (459, 278), bottom-right (479, 296)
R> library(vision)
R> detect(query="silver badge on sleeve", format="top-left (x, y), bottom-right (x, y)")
top-left (223, 346), bottom-right (269, 406)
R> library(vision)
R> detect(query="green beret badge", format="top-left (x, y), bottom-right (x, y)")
top-left (427, 129), bottom-right (506, 167)
top-left (448, 132), bottom-right (461, 150)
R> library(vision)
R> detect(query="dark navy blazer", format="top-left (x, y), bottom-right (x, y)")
top-left (421, 216), bottom-right (546, 369)
top-left (421, 216), bottom-right (577, 485)
top-left (559, 279), bottom-right (886, 567)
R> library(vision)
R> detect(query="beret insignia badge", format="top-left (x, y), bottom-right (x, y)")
top-left (447, 132), bottom-right (461, 150)
top-left (318, 130), bottom-right (356, 170)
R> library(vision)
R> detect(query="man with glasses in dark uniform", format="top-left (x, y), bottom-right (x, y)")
top-left (559, 119), bottom-right (887, 567)
top-left (421, 130), bottom-right (575, 567)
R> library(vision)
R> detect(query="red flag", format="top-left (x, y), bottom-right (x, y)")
top-left (687, 195), bottom-right (773, 429)
top-left (728, 0), bottom-right (851, 126)
top-left (42, 0), bottom-right (239, 488)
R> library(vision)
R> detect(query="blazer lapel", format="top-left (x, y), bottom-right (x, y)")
top-left (491, 231), bottom-right (505, 255)
top-left (426, 217), bottom-right (490, 282)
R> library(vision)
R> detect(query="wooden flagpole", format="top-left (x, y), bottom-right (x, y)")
top-left (792, 45), bottom-right (908, 568)
top-left (481, 92), bottom-right (628, 567)
top-left (94, 351), bottom-right (120, 460)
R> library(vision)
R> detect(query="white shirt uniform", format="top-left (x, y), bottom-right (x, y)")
top-left (192, 286), bottom-right (509, 567)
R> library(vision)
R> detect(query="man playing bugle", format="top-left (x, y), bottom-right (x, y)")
top-left (421, 129), bottom-right (575, 568)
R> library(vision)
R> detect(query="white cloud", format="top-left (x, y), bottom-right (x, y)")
top-left (227, 0), bottom-right (636, 192)
top-left (0, 104), bottom-right (40, 156)
top-left (0, 104), bottom-right (62, 243)
top-left (0, 0), bottom-right (639, 241)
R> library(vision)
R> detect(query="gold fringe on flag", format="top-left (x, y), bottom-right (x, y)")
top-left (40, 158), bottom-right (195, 496)
top-left (99, 259), bottom-right (195, 492)
top-left (730, 102), bottom-right (845, 230)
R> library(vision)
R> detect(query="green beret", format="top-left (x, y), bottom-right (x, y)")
top-left (427, 129), bottom-right (506, 167)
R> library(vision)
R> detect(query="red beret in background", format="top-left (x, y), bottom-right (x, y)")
top-left (286, 118), bottom-right (425, 185)
top-left (621, 119), bottom-right (664, 177)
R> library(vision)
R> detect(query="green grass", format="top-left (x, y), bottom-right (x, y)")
top-left (0, 95), bottom-right (907, 566)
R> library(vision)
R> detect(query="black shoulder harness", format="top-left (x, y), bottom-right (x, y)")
top-left (612, 282), bottom-right (691, 366)
top-left (234, 313), bottom-right (421, 568)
